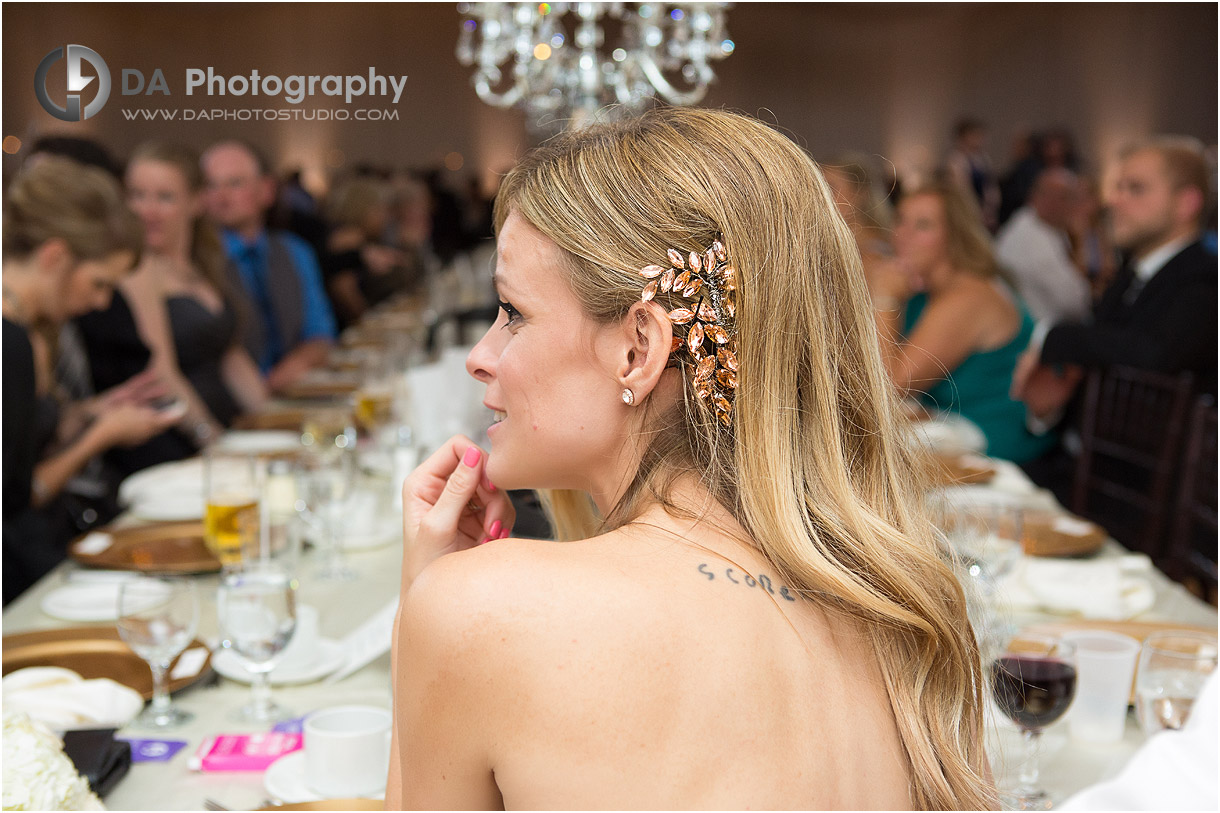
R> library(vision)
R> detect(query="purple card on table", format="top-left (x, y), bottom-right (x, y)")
top-left (271, 716), bottom-right (306, 734)
top-left (119, 737), bottom-right (189, 763)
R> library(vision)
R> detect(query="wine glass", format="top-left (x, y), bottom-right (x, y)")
top-left (217, 565), bottom-right (298, 722)
top-left (1135, 630), bottom-right (1218, 734)
top-left (295, 450), bottom-right (358, 581)
top-left (116, 577), bottom-right (200, 728)
top-left (990, 634), bottom-right (1077, 810)
top-left (300, 407), bottom-right (357, 454)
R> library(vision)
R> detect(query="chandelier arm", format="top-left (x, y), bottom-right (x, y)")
top-left (636, 53), bottom-right (708, 107)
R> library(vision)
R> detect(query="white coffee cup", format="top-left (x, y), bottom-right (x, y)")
top-left (304, 705), bottom-right (392, 797)
top-left (1061, 630), bottom-right (1141, 743)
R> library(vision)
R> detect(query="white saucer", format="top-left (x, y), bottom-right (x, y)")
top-left (305, 518), bottom-right (399, 551)
top-left (40, 583), bottom-right (122, 622)
top-left (214, 430), bottom-right (301, 455)
top-left (212, 639), bottom-right (347, 685)
top-left (264, 750), bottom-right (383, 804)
top-left (129, 495), bottom-right (205, 522)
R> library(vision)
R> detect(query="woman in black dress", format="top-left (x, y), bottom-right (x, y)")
top-left (121, 142), bottom-right (267, 450)
top-left (3, 158), bottom-right (180, 603)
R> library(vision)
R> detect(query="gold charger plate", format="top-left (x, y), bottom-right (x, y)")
top-left (932, 453), bottom-right (997, 486)
top-left (258, 801), bottom-right (383, 811)
top-left (232, 409), bottom-right (306, 431)
top-left (2, 626), bottom-right (212, 700)
top-left (278, 380), bottom-right (359, 400)
top-left (69, 522), bottom-right (220, 574)
top-left (1022, 513), bottom-right (1108, 557)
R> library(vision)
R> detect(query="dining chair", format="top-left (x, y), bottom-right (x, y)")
top-left (1071, 365), bottom-right (1196, 558)
top-left (1164, 396), bottom-right (1217, 604)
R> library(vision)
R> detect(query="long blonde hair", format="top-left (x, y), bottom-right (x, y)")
top-left (495, 107), bottom-right (994, 810)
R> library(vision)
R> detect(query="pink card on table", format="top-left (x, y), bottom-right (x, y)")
top-left (188, 732), bottom-right (302, 772)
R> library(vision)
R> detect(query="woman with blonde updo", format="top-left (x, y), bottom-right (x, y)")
top-left (3, 157), bottom-right (179, 603)
top-left (390, 109), bottom-right (995, 810)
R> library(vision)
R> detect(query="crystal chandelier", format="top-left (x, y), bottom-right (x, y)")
top-left (456, 2), bottom-right (735, 133)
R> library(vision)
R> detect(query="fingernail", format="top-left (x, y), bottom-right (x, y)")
top-left (478, 537), bottom-right (488, 545)
top-left (499, 529), bottom-right (510, 539)
top-left (489, 520), bottom-right (502, 538)
top-left (462, 446), bottom-right (481, 467)
top-left (484, 477), bottom-right (496, 492)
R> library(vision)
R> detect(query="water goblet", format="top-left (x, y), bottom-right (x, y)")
top-left (295, 450), bottom-right (358, 581)
top-left (1135, 630), bottom-right (1218, 734)
top-left (990, 634), bottom-right (1077, 810)
top-left (116, 577), bottom-right (200, 728)
top-left (217, 565), bottom-right (298, 722)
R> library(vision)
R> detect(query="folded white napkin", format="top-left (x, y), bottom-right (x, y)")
top-left (997, 555), bottom-right (1156, 620)
top-left (2, 667), bottom-right (145, 730)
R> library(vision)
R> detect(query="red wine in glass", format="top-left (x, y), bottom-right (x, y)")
top-left (992, 655), bottom-right (1077, 729)
top-left (990, 638), bottom-right (1077, 811)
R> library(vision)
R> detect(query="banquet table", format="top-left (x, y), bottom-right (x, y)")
top-left (3, 403), bottom-right (1217, 810)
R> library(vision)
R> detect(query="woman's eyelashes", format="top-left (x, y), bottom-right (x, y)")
top-left (498, 299), bottom-right (522, 328)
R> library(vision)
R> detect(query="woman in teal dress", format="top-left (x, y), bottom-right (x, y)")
top-left (870, 181), bottom-right (1055, 463)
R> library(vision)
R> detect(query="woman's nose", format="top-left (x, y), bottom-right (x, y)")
top-left (466, 324), bottom-right (498, 383)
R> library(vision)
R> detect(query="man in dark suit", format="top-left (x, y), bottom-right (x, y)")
top-left (1013, 136), bottom-right (1217, 416)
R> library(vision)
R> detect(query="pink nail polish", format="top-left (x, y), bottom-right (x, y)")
top-left (489, 520), bottom-right (502, 538)
top-left (462, 446), bottom-right (481, 467)
top-left (499, 529), bottom-right (511, 539)
top-left (484, 478), bottom-right (496, 492)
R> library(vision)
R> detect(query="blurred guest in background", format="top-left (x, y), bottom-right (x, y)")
top-left (944, 118), bottom-right (1001, 231)
top-left (201, 139), bottom-right (337, 393)
top-left (1014, 135), bottom-right (1219, 424)
top-left (324, 174), bottom-right (414, 327)
top-left (822, 155), bottom-right (895, 286)
top-left (122, 142), bottom-right (268, 454)
top-left (1076, 175), bottom-right (1121, 298)
top-left (3, 159), bottom-right (177, 604)
top-left (872, 182), bottom-right (1054, 462)
top-left (995, 168), bottom-right (1092, 323)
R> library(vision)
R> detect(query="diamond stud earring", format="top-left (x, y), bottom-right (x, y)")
top-left (621, 389), bottom-right (635, 406)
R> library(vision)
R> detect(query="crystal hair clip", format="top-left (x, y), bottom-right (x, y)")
top-left (637, 238), bottom-right (739, 427)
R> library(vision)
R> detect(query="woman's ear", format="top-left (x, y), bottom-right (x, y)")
top-left (617, 300), bottom-right (673, 402)
top-left (34, 238), bottom-right (74, 277)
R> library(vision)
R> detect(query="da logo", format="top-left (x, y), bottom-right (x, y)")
top-left (35, 45), bottom-right (111, 121)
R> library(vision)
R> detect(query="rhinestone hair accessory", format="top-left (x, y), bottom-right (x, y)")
top-left (637, 238), bottom-right (739, 427)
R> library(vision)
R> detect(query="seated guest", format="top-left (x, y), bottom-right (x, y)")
top-left (200, 140), bottom-right (337, 393)
top-left (123, 142), bottom-right (268, 451)
top-left (1013, 136), bottom-right (1219, 419)
top-left (872, 182), bottom-right (1055, 463)
top-left (822, 155), bottom-right (895, 284)
top-left (323, 175), bottom-right (415, 327)
top-left (2, 159), bottom-right (179, 604)
top-left (389, 108), bottom-right (995, 809)
top-left (995, 168), bottom-right (1092, 323)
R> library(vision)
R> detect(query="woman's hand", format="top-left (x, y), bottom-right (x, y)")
top-left (869, 257), bottom-right (919, 308)
top-left (91, 403), bottom-right (180, 447)
top-left (401, 435), bottom-right (516, 586)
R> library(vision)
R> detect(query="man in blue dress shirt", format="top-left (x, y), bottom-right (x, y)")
top-left (201, 140), bottom-right (337, 393)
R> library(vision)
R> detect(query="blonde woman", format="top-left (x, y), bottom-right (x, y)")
top-left (873, 182), bottom-right (1055, 463)
top-left (390, 109), bottom-right (995, 810)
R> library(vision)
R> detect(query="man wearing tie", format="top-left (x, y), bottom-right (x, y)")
top-left (1013, 136), bottom-right (1217, 419)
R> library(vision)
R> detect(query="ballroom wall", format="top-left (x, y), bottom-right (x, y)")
top-left (2, 2), bottom-right (1215, 192)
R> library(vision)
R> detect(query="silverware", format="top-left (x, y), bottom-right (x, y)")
top-left (202, 800), bottom-right (229, 811)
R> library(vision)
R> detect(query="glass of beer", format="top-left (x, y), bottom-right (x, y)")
top-left (204, 449), bottom-right (261, 570)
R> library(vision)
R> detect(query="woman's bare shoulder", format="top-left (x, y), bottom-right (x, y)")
top-left (401, 533), bottom-right (640, 649)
